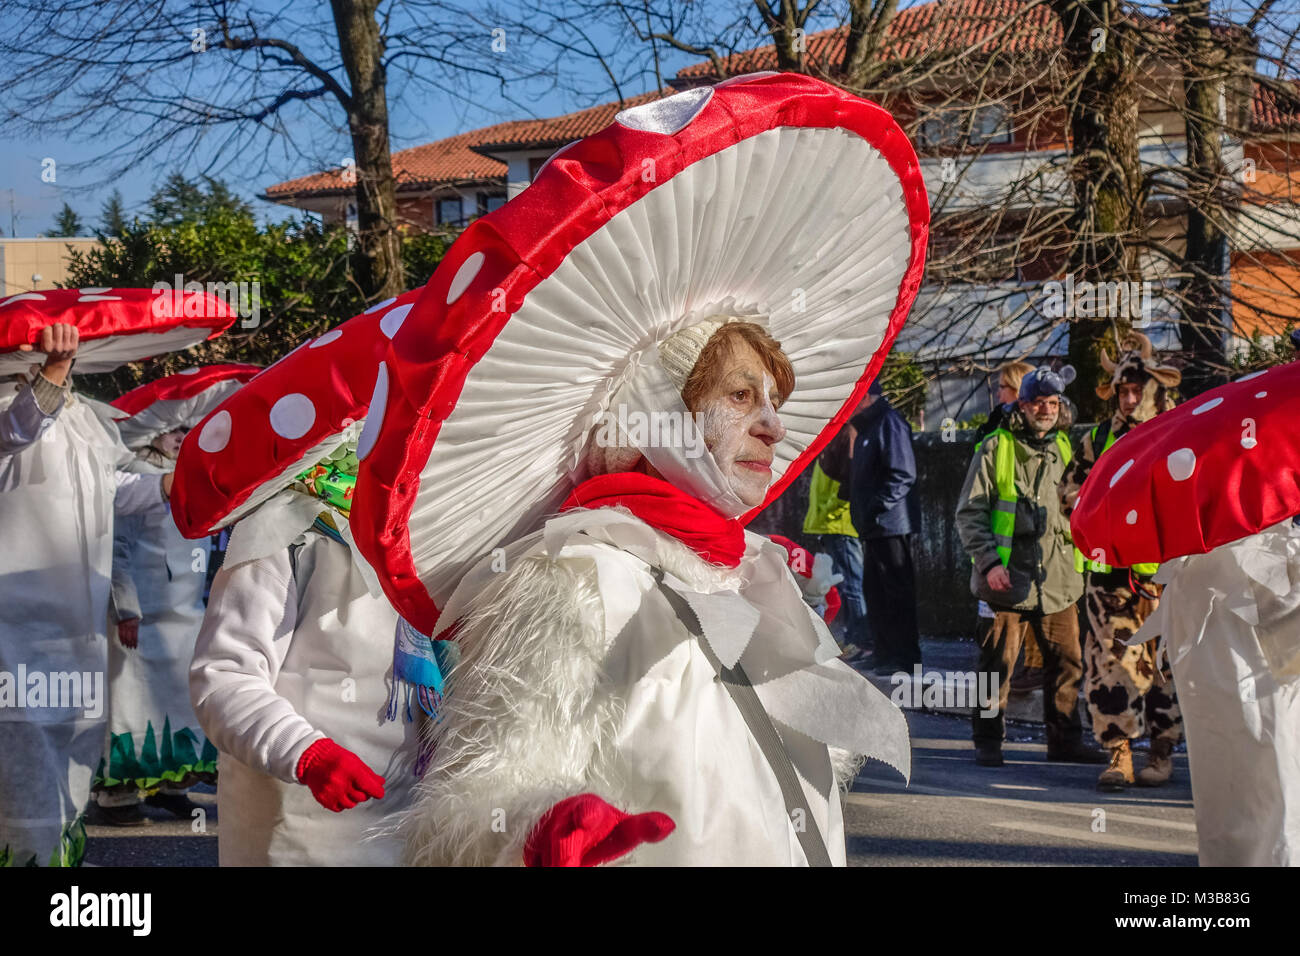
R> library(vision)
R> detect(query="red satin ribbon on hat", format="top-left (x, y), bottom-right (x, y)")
top-left (561, 472), bottom-right (746, 568)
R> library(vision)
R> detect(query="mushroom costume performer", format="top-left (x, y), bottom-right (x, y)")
top-left (175, 293), bottom-right (425, 866)
top-left (1071, 360), bottom-right (1300, 865)
top-left (1062, 333), bottom-right (1184, 790)
top-left (351, 73), bottom-right (924, 866)
top-left (90, 365), bottom-right (259, 823)
top-left (0, 286), bottom-right (236, 866)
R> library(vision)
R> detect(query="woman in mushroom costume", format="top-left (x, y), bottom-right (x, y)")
top-left (1071, 360), bottom-right (1300, 865)
top-left (89, 364), bottom-right (259, 826)
top-left (173, 292), bottom-right (426, 866)
top-left (1062, 332), bottom-right (1184, 791)
top-left (350, 73), bottom-right (924, 866)
top-left (0, 287), bottom-right (236, 867)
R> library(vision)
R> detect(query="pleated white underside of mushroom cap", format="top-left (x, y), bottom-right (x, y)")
top-left (402, 124), bottom-right (913, 607)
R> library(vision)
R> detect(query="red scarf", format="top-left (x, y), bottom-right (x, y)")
top-left (561, 472), bottom-right (746, 568)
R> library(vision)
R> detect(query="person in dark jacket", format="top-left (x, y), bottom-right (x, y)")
top-left (849, 380), bottom-right (922, 674)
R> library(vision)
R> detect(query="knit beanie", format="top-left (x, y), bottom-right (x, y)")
top-left (658, 317), bottom-right (732, 394)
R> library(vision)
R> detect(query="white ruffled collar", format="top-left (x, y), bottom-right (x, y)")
top-left (539, 506), bottom-right (912, 781)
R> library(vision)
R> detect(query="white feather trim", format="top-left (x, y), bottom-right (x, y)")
top-left (398, 550), bottom-right (624, 866)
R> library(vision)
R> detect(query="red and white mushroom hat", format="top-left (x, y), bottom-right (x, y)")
top-left (1071, 361), bottom-right (1300, 567)
top-left (0, 286), bottom-right (238, 375)
top-left (169, 291), bottom-right (420, 538)
top-left (351, 72), bottom-right (930, 634)
top-left (110, 363), bottom-right (262, 450)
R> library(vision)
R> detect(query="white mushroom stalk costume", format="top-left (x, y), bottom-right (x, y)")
top-left (0, 286), bottom-right (237, 866)
top-left (1072, 360), bottom-right (1300, 865)
top-left (350, 73), bottom-right (928, 866)
top-left (174, 292), bottom-right (425, 866)
top-left (93, 365), bottom-right (260, 808)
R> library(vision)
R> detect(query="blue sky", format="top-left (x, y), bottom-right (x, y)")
top-left (0, 1), bottom-right (714, 236)
top-left (2, 0), bottom-right (1280, 238)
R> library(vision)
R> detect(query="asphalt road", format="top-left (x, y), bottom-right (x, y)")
top-left (845, 710), bottom-right (1198, 866)
top-left (82, 712), bottom-right (1197, 867)
top-left (82, 784), bottom-right (218, 867)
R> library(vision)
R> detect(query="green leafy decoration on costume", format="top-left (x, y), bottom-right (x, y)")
top-left (94, 720), bottom-right (218, 791)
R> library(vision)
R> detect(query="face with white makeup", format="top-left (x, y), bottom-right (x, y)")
top-left (683, 334), bottom-right (790, 508)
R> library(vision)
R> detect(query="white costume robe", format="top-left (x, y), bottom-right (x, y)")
top-left (0, 379), bottom-right (166, 866)
top-left (100, 482), bottom-right (215, 798)
top-left (402, 506), bottom-right (910, 866)
top-left (1135, 521), bottom-right (1300, 865)
top-left (190, 495), bottom-right (417, 866)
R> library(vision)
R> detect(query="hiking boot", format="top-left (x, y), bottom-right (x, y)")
top-left (1097, 739), bottom-right (1134, 791)
top-left (974, 743), bottom-right (1004, 767)
top-left (145, 792), bottom-right (203, 819)
top-left (1046, 738), bottom-right (1109, 764)
top-left (1136, 738), bottom-right (1175, 787)
top-left (89, 802), bottom-right (148, 827)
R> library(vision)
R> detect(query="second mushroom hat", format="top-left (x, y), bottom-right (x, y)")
top-left (1071, 360), bottom-right (1300, 568)
top-left (351, 71), bottom-right (932, 635)
top-left (169, 290), bottom-right (420, 538)
top-left (111, 363), bottom-right (261, 450)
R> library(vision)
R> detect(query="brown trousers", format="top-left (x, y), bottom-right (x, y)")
top-left (972, 606), bottom-right (1085, 747)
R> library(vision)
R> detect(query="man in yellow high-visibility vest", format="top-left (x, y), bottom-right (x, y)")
top-left (1063, 333), bottom-right (1184, 792)
top-left (956, 366), bottom-right (1105, 768)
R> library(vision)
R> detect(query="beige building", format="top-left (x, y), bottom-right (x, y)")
top-left (0, 237), bottom-right (101, 297)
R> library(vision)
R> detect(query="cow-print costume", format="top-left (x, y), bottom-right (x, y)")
top-left (1062, 333), bottom-right (1185, 752)
top-left (1081, 572), bottom-right (1182, 746)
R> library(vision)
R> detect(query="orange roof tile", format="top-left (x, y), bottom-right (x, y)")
top-left (268, 0), bottom-right (1295, 202)
top-left (470, 90), bottom-right (668, 152)
top-left (265, 122), bottom-right (515, 200)
top-left (1252, 81), bottom-right (1300, 134)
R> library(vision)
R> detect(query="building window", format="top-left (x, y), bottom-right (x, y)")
top-left (969, 104), bottom-right (1012, 145)
top-left (477, 192), bottom-right (507, 216)
top-left (437, 197), bottom-right (463, 226)
top-left (918, 109), bottom-right (963, 149)
top-left (918, 104), bottom-right (1012, 149)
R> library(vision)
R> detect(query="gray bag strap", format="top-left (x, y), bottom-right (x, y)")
top-left (653, 571), bottom-right (834, 867)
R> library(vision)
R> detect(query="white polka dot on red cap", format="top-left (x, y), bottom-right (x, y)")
top-left (1167, 448), bottom-right (1196, 481)
top-left (447, 252), bottom-right (485, 305)
top-left (310, 329), bottom-right (343, 348)
top-left (1192, 397), bottom-right (1222, 415)
top-left (357, 362), bottom-right (388, 461)
top-left (1110, 459), bottom-right (1135, 488)
top-left (198, 410), bottom-right (232, 453)
top-left (380, 303), bottom-right (413, 339)
top-left (269, 393), bottom-right (315, 440)
top-left (1125, 510), bottom-right (1138, 525)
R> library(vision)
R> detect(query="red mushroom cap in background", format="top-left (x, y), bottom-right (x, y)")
top-left (169, 291), bottom-right (419, 538)
top-left (111, 363), bottom-right (262, 450)
top-left (1071, 361), bottom-right (1300, 567)
top-left (111, 363), bottom-right (262, 417)
top-left (0, 287), bottom-right (239, 374)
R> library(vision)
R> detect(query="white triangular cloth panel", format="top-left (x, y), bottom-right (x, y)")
top-left (755, 658), bottom-right (912, 783)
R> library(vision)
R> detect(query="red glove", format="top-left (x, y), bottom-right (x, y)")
top-left (824, 586), bottom-right (841, 624)
top-left (117, 618), bottom-right (140, 649)
top-left (295, 738), bottom-right (385, 812)
top-left (523, 793), bottom-right (674, 867)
